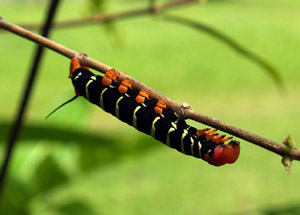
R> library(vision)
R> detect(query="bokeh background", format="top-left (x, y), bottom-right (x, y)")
top-left (1, 0), bottom-right (300, 214)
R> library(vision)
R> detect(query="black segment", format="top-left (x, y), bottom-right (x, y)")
top-left (117, 91), bottom-right (138, 126)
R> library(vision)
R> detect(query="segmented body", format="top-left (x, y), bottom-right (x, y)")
top-left (69, 58), bottom-right (240, 166)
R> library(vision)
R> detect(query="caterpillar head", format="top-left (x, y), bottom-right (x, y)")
top-left (69, 57), bottom-right (89, 78)
top-left (204, 140), bottom-right (240, 166)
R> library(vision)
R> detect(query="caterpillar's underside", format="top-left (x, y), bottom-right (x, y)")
top-left (69, 58), bottom-right (240, 166)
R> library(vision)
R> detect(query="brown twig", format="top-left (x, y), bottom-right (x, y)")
top-left (0, 18), bottom-right (299, 163)
top-left (1, 0), bottom-right (198, 31)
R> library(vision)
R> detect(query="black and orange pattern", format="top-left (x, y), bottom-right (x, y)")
top-left (69, 58), bottom-right (240, 166)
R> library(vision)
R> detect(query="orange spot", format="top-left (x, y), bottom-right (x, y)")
top-left (154, 106), bottom-right (163, 114)
top-left (70, 57), bottom-right (81, 78)
top-left (221, 136), bottom-right (232, 143)
top-left (206, 133), bottom-right (218, 141)
top-left (121, 78), bottom-right (133, 89)
top-left (105, 69), bottom-right (120, 82)
top-left (196, 128), bottom-right (210, 137)
top-left (136, 95), bottom-right (145, 103)
top-left (139, 89), bottom-right (150, 100)
top-left (118, 85), bottom-right (128, 94)
top-left (156, 99), bottom-right (167, 109)
top-left (102, 76), bottom-right (112, 86)
top-left (213, 135), bottom-right (226, 144)
top-left (205, 129), bottom-right (217, 135)
top-left (82, 65), bottom-right (89, 70)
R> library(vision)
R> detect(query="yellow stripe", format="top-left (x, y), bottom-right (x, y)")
top-left (171, 122), bottom-right (177, 129)
top-left (100, 88), bottom-right (108, 109)
top-left (166, 127), bottom-right (175, 147)
top-left (132, 106), bottom-right (141, 128)
top-left (151, 117), bottom-right (161, 138)
top-left (85, 80), bottom-right (94, 100)
top-left (190, 137), bottom-right (195, 156)
top-left (181, 130), bottom-right (188, 154)
top-left (115, 96), bottom-right (123, 119)
top-left (74, 72), bottom-right (82, 80)
top-left (198, 141), bottom-right (202, 158)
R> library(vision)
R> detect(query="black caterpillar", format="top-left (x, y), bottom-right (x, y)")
top-left (67, 57), bottom-right (240, 166)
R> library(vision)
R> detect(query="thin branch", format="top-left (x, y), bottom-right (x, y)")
top-left (2, 0), bottom-right (283, 93)
top-left (0, 0), bottom-right (61, 197)
top-left (1, 0), bottom-right (198, 31)
top-left (0, 18), bottom-right (299, 164)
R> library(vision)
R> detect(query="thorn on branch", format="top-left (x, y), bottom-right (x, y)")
top-left (282, 157), bottom-right (292, 173)
top-left (182, 102), bottom-right (191, 109)
top-left (178, 102), bottom-right (192, 119)
top-left (282, 135), bottom-right (297, 172)
top-left (77, 52), bottom-right (88, 60)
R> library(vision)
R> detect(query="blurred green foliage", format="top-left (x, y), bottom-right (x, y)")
top-left (1, 0), bottom-right (300, 214)
top-left (87, 0), bottom-right (106, 14)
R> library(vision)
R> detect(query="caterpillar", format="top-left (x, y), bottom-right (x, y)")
top-left (67, 57), bottom-right (240, 166)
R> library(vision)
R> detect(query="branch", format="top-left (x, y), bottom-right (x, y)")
top-left (0, 0), bottom-right (286, 93)
top-left (1, 0), bottom-right (198, 31)
top-left (3, 0), bottom-right (284, 93)
top-left (1, 18), bottom-right (299, 166)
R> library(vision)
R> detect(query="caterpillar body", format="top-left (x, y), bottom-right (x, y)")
top-left (69, 58), bottom-right (240, 166)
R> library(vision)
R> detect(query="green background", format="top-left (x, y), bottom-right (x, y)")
top-left (1, 0), bottom-right (300, 214)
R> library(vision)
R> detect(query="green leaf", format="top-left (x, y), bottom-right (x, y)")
top-left (86, 0), bottom-right (106, 15)
top-left (57, 200), bottom-right (95, 215)
top-left (30, 154), bottom-right (69, 194)
top-left (0, 177), bottom-right (30, 215)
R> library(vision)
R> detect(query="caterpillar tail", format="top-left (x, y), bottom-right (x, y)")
top-left (45, 95), bottom-right (78, 119)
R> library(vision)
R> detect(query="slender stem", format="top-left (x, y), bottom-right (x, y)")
top-left (0, 0), bottom-right (61, 197)
top-left (5, 0), bottom-right (198, 31)
top-left (185, 110), bottom-right (287, 155)
top-left (0, 17), bottom-right (299, 162)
